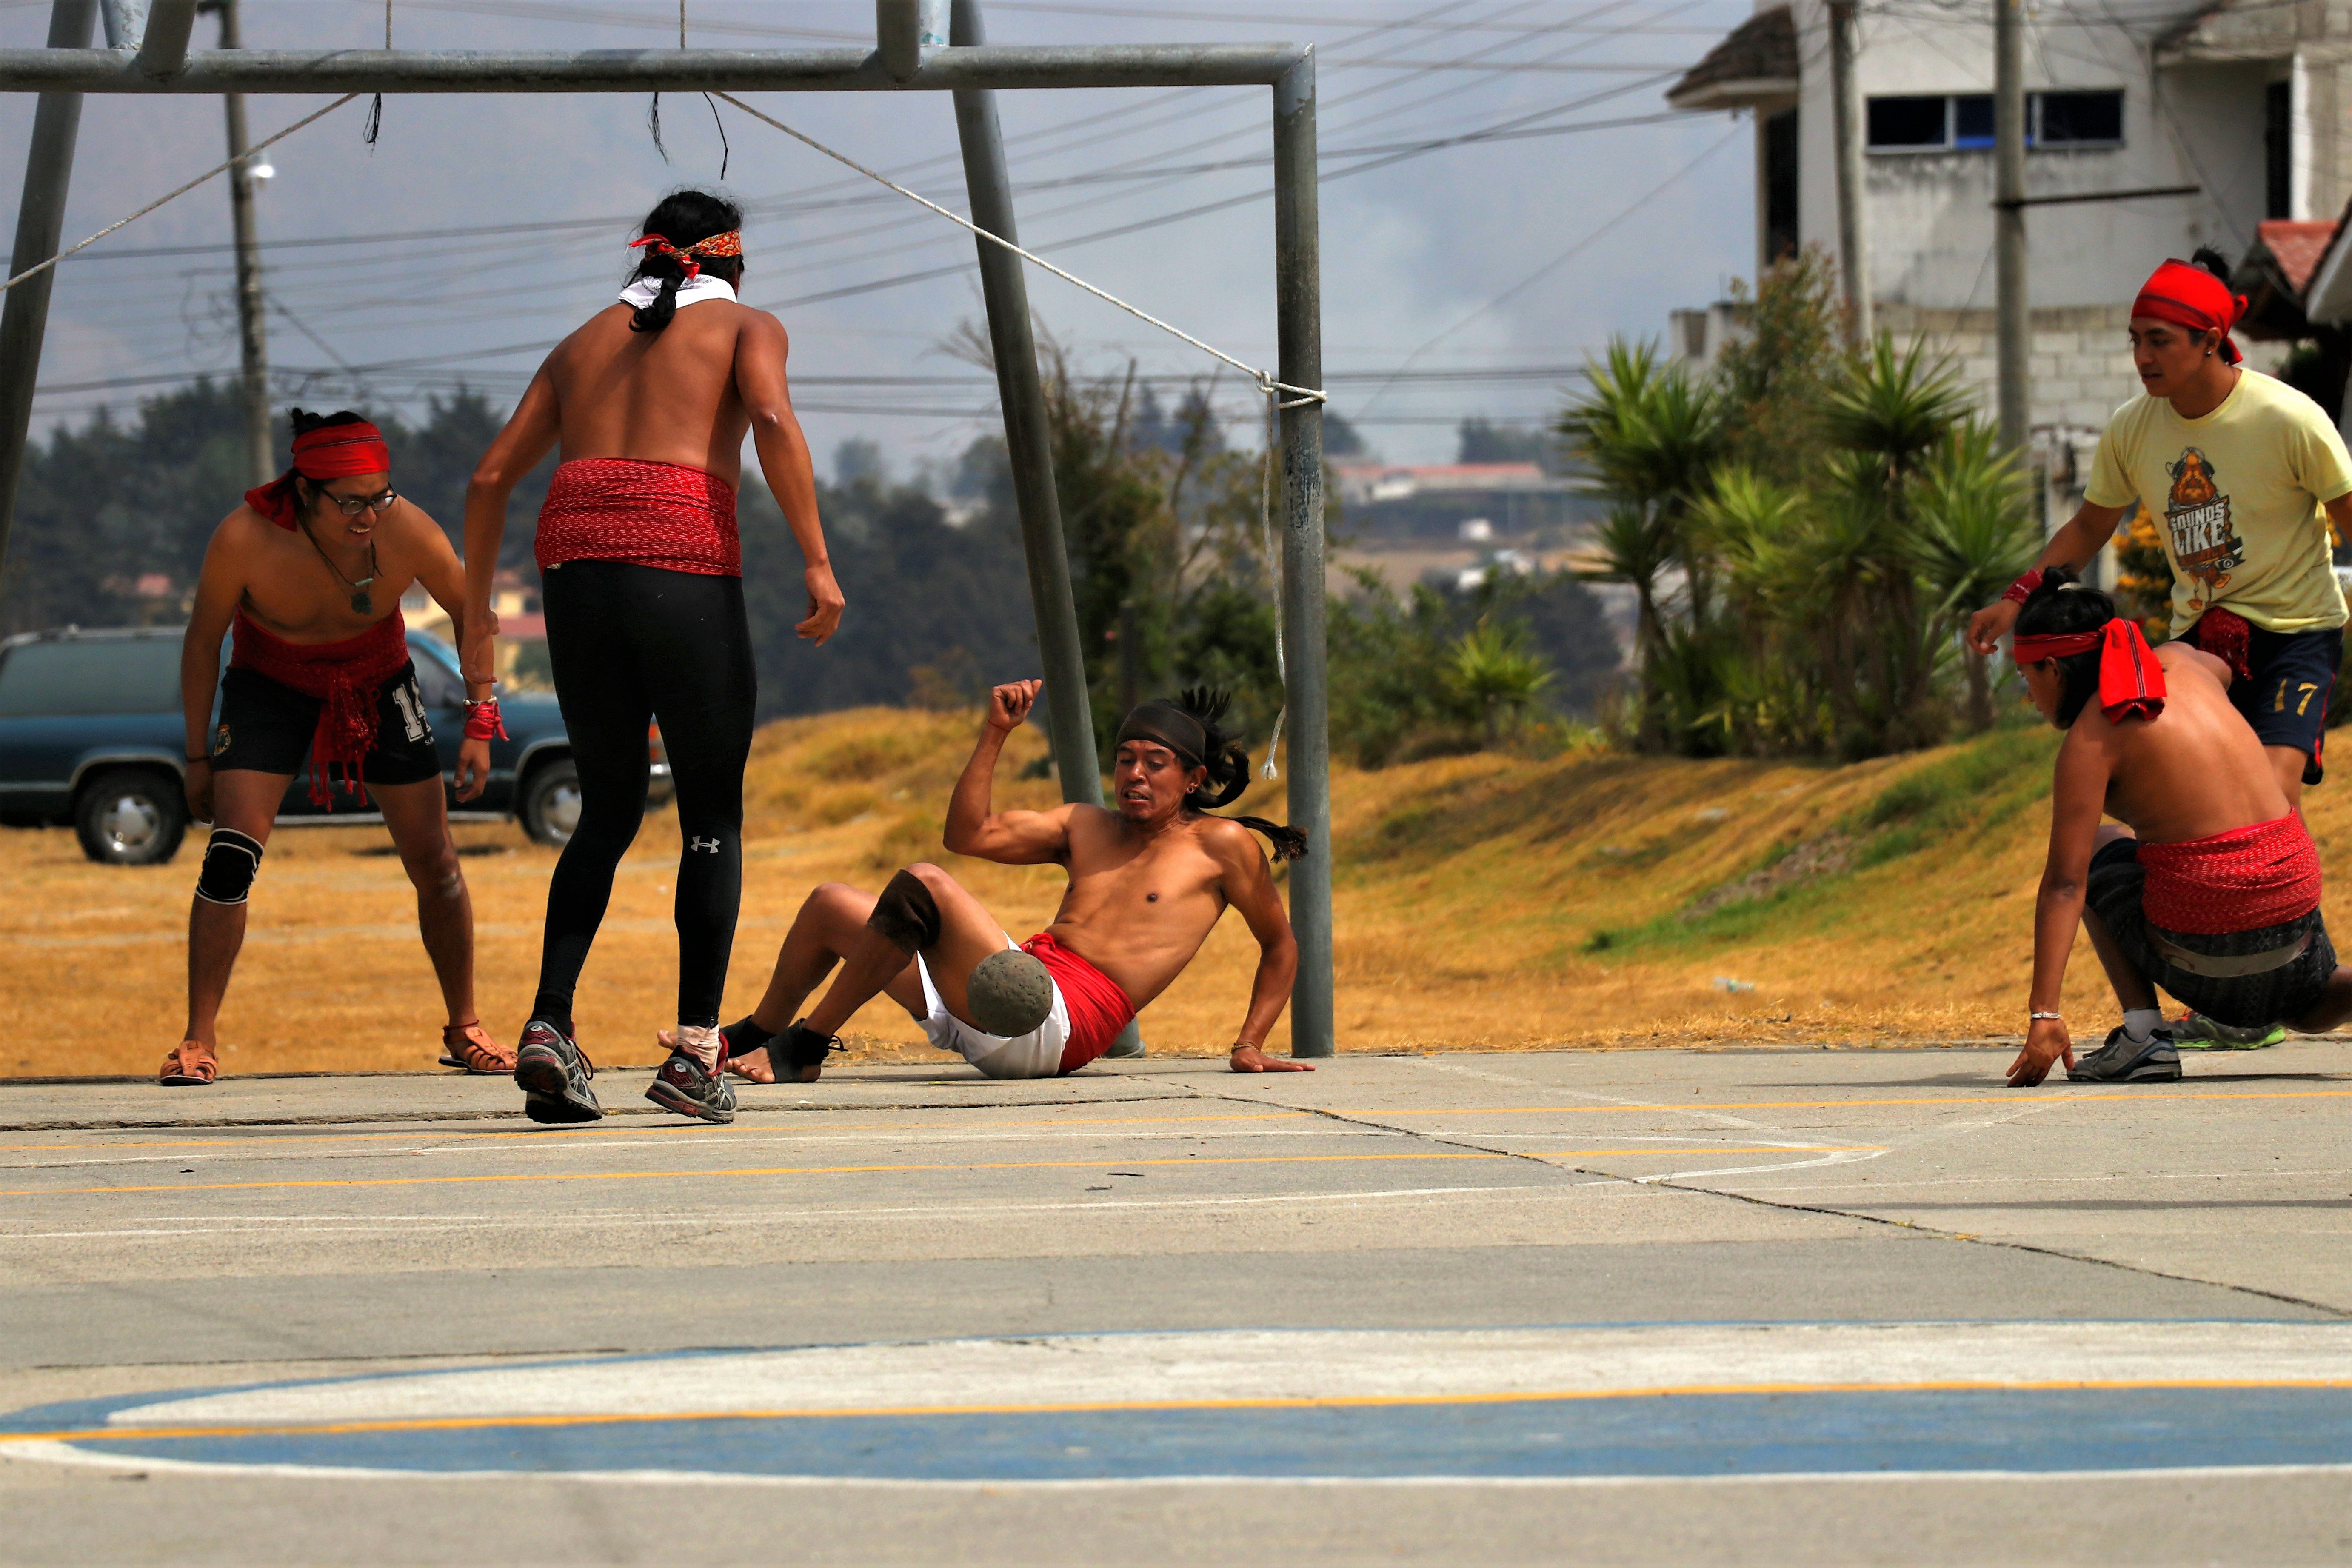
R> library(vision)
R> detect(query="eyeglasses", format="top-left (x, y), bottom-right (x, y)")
top-left (323, 488), bottom-right (398, 516)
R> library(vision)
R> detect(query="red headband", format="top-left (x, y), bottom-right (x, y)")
top-left (2132, 260), bottom-right (2245, 366)
top-left (243, 420), bottom-right (391, 531)
top-left (2013, 616), bottom-right (2167, 723)
top-left (629, 229), bottom-right (743, 281)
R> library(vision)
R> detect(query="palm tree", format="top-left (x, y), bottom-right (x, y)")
top-left (1560, 341), bottom-right (1728, 622)
top-left (1446, 619), bottom-right (1554, 747)
top-left (1809, 336), bottom-right (1977, 755)
top-left (1559, 340), bottom-right (1728, 749)
top-left (1908, 420), bottom-right (2040, 730)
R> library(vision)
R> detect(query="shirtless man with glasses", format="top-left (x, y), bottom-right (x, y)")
top-left (164, 408), bottom-right (503, 1086)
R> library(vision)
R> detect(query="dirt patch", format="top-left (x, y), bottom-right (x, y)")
top-left (1682, 831), bottom-right (1857, 919)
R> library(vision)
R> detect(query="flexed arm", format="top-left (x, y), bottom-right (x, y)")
top-left (942, 680), bottom-right (1077, 866)
top-left (461, 366), bottom-right (560, 693)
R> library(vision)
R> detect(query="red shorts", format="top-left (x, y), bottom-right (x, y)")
top-left (1022, 932), bottom-right (1137, 1074)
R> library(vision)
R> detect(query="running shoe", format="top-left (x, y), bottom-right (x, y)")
top-left (2169, 1012), bottom-right (2286, 1051)
top-left (645, 1046), bottom-right (737, 1123)
top-left (2067, 1025), bottom-right (2183, 1083)
top-left (514, 1020), bottom-right (602, 1123)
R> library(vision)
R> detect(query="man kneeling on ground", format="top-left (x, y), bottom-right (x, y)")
top-left (2007, 568), bottom-right (2352, 1088)
top-left (694, 681), bottom-right (1313, 1098)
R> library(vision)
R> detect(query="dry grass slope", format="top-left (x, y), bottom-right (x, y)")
top-left (9, 707), bottom-right (2352, 1079)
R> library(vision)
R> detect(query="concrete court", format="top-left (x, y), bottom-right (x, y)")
top-left (5, 1044), bottom-right (2352, 1565)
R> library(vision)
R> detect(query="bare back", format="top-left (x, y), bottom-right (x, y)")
top-left (540, 300), bottom-right (771, 480)
top-left (2074, 643), bottom-right (2291, 841)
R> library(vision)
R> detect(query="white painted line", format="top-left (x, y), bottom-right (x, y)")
top-left (13, 1442), bottom-right (2352, 1492)
top-left (0, 1182), bottom-right (1564, 1240)
top-left (99, 1322), bottom-right (2352, 1430)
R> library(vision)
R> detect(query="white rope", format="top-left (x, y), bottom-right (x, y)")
top-left (711, 92), bottom-right (1326, 411)
top-left (715, 91), bottom-right (1316, 777)
top-left (1258, 386), bottom-right (1288, 779)
top-left (2, 94), bottom-right (360, 295)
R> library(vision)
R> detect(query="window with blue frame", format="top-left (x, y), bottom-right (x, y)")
top-left (1866, 89), bottom-right (2122, 151)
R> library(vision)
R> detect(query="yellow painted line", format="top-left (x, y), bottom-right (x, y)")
top-left (19, 1376), bottom-right (2352, 1446)
top-left (0, 1111), bottom-right (1313, 1156)
top-left (1334, 1091), bottom-right (2352, 1116)
top-left (0, 1147), bottom-right (1871, 1200)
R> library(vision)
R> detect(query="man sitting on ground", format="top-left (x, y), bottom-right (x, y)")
top-left (708, 681), bottom-right (1313, 1083)
top-left (2005, 568), bottom-right (2352, 1088)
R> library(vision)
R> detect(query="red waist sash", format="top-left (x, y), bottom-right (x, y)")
top-left (1022, 931), bottom-right (1137, 1075)
top-left (228, 609), bottom-right (410, 806)
top-left (2138, 814), bottom-right (2323, 935)
top-left (535, 457), bottom-right (741, 577)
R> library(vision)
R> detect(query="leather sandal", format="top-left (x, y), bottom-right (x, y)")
top-left (778, 1020), bottom-right (847, 1082)
top-left (159, 1041), bottom-right (218, 1086)
top-left (438, 1021), bottom-right (514, 1074)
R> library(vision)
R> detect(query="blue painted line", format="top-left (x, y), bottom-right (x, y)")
top-left (30, 1389), bottom-right (2352, 1482)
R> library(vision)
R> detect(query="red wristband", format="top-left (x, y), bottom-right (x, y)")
top-left (2001, 568), bottom-right (2045, 605)
top-left (462, 698), bottom-right (508, 742)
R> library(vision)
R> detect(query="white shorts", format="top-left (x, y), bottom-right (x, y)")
top-left (916, 934), bottom-right (1071, 1080)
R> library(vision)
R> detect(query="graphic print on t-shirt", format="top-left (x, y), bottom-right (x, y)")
top-left (2165, 447), bottom-right (2243, 612)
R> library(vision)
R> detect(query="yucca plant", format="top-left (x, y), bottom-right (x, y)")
top-left (1907, 420), bottom-right (2040, 730)
top-left (1446, 619), bottom-right (1554, 748)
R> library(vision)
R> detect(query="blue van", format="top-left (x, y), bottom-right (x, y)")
top-left (0, 625), bottom-right (671, 864)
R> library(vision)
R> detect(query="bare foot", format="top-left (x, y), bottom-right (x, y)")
top-left (728, 1048), bottom-right (777, 1085)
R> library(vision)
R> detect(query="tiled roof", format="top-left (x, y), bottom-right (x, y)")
top-left (2255, 220), bottom-right (2336, 294)
top-left (1667, 6), bottom-right (1798, 111)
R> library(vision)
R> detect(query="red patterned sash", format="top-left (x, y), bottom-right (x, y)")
top-left (228, 609), bottom-right (410, 806)
top-left (534, 457), bottom-right (741, 577)
top-left (2139, 814), bottom-right (2323, 936)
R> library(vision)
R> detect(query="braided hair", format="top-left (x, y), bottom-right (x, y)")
top-left (628, 189), bottom-right (743, 334)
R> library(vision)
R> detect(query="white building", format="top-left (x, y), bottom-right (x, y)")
top-left (1667, 0), bottom-right (2349, 508)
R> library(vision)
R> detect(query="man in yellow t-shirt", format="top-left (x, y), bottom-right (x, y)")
top-left (1971, 254), bottom-right (2352, 817)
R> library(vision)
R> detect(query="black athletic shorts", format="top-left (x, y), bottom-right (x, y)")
top-left (2084, 835), bottom-right (2336, 1027)
top-left (2184, 619), bottom-right (2342, 785)
top-left (208, 662), bottom-right (442, 789)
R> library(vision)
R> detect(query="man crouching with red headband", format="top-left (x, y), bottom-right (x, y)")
top-left (165, 409), bottom-right (505, 1087)
top-left (2006, 568), bottom-right (2352, 1088)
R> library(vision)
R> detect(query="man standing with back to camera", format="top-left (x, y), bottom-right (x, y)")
top-left (464, 189), bottom-right (844, 1125)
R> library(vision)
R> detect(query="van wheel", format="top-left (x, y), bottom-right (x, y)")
top-left (75, 768), bottom-right (188, 866)
top-left (520, 758), bottom-right (582, 847)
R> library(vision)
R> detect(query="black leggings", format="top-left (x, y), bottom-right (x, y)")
top-left (534, 560), bottom-right (755, 1034)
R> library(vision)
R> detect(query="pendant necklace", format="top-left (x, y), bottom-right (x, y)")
top-left (303, 523), bottom-right (380, 615)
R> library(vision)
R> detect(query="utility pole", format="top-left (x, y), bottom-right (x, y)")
top-left (1827, 0), bottom-right (1871, 344)
top-left (0, 0), bottom-right (94, 571)
top-left (948, 0), bottom-right (1145, 1057)
top-left (1993, 0), bottom-right (2029, 457)
top-left (210, 0), bottom-right (270, 486)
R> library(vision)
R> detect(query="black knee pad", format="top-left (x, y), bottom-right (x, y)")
top-left (194, 828), bottom-right (265, 906)
top-left (867, 868), bottom-right (942, 954)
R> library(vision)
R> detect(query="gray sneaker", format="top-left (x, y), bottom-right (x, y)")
top-left (2170, 1013), bottom-right (2286, 1051)
top-left (514, 1020), bottom-right (602, 1123)
top-left (645, 1047), bottom-right (737, 1123)
top-left (2067, 1025), bottom-right (2183, 1083)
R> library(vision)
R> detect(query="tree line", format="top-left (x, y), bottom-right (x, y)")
top-left (0, 362), bottom-right (1620, 772)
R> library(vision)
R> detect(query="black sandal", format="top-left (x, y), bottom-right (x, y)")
top-left (778, 1020), bottom-right (847, 1079)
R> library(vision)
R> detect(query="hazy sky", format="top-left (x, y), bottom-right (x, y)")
top-left (0, 0), bottom-right (1758, 474)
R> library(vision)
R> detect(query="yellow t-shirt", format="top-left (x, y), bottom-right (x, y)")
top-left (2084, 369), bottom-right (2352, 635)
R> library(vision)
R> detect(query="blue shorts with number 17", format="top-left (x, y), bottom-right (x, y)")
top-left (2183, 620), bottom-right (2342, 786)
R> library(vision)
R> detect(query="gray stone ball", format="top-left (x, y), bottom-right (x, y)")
top-left (968, 948), bottom-right (1055, 1038)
